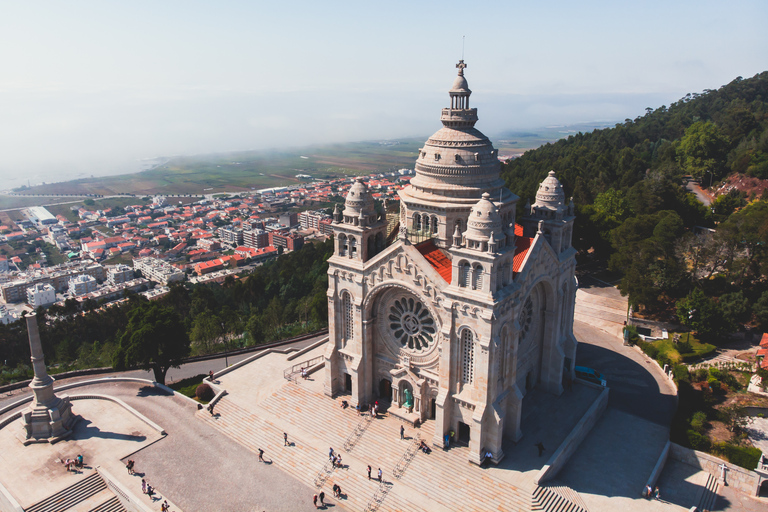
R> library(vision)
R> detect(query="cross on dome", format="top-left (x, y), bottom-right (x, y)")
top-left (456, 60), bottom-right (467, 76)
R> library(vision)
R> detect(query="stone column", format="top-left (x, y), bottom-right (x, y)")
top-left (20, 313), bottom-right (77, 444)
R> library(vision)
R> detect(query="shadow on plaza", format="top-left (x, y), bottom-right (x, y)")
top-left (75, 418), bottom-right (147, 442)
top-left (137, 385), bottom-right (171, 397)
top-left (576, 339), bottom-right (677, 427)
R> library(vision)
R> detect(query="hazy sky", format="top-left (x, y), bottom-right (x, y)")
top-left (1, 0), bottom-right (766, 186)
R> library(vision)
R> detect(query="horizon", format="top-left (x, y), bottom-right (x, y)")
top-left (1, 1), bottom-right (766, 187)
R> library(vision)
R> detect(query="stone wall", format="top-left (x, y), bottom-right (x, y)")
top-left (535, 385), bottom-right (609, 484)
top-left (668, 442), bottom-right (761, 496)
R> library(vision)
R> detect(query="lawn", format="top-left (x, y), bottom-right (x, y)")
top-left (640, 332), bottom-right (716, 364)
top-left (168, 374), bottom-right (210, 403)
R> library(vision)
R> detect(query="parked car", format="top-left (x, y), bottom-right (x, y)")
top-left (574, 366), bottom-right (607, 387)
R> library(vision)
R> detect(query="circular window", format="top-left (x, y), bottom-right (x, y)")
top-left (519, 297), bottom-right (533, 342)
top-left (388, 297), bottom-right (436, 351)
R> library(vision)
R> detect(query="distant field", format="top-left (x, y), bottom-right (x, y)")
top-left (46, 197), bottom-right (149, 222)
top-left (0, 195), bottom-right (87, 211)
top-left (11, 127), bottom-right (593, 199)
top-left (19, 139), bottom-right (425, 197)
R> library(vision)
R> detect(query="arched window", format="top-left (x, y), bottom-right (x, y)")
top-left (460, 262), bottom-right (471, 287)
top-left (342, 292), bottom-right (353, 346)
top-left (472, 264), bottom-right (484, 290)
top-left (496, 266), bottom-right (503, 291)
top-left (338, 234), bottom-right (347, 257)
top-left (431, 216), bottom-right (438, 234)
top-left (349, 237), bottom-right (357, 258)
top-left (414, 214), bottom-right (421, 231)
top-left (461, 329), bottom-right (474, 385)
top-left (422, 214), bottom-right (430, 232)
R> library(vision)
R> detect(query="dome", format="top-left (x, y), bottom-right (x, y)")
top-left (464, 193), bottom-right (503, 242)
top-left (534, 171), bottom-right (565, 210)
top-left (450, 74), bottom-right (471, 93)
top-left (343, 178), bottom-right (375, 218)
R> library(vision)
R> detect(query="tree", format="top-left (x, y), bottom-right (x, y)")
top-left (676, 289), bottom-right (729, 339)
top-left (190, 310), bottom-right (222, 353)
top-left (112, 302), bottom-right (190, 385)
top-left (678, 121), bottom-right (730, 181)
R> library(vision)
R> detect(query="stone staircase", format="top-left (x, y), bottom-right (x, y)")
top-left (87, 496), bottom-right (125, 512)
top-left (695, 472), bottom-right (719, 512)
top-left (25, 472), bottom-right (126, 512)
top-left (532, 484), bottom-right (589, 512)
top-left (200, 382), bottom-right (532, 511)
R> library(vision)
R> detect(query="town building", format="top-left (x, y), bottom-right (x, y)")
top-left (323, 62), bottom-right (577, 465)
top-left (269, 231), bottom-right (304, 252)
top-left (132, 257), bottom-right (185, 285)
top-left (27, 283), bottom-right (56, 308)
top-left (217, 226), bottom-right (244, 245)
top-left (243, 228), bottom-right (270, 249)
top-left (27, 207), bottom-right (57, 227)
top-left (68, 274), bottom-right (98, 297)
top-left (107, 264), bottom-right (135, 285)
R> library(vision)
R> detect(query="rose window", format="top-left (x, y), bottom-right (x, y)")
top-left (519, 297), bottom-right (533, 341)
top-left (388, 297), bottom-right (435, 351)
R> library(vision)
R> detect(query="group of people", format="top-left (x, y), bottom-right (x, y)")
top-left (645, 485), bottom-right (660, 500)
top-left (63, 455), bottom-right (84, 472)
top-left (328, 447), bottom-right (343, 468)
top-left (141, 478), bottom-right (154, 497)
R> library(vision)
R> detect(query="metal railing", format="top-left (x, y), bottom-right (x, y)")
top-left (283, 355), bottom-right (324, 382)
top-left (342, 412), bottom-right (374, 453)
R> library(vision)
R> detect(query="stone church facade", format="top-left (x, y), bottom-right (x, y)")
top-left (324, 61), bottom-right (578, 465)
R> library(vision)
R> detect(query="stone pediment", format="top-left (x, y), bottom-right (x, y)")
top-left (361, 241), bottom-right (448, 310)
top-left (514, 234), bottom-right (561, 291)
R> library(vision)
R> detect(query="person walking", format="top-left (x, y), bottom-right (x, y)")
top-left (258, 448), bottom-right (265, 462)
top-left (377, 468), bottom-right (382, 482)
top-left (400, 424), bottom-right (404, 440)
top-left (284, 432), bottom-right (288, 446)
top-left (329, 447), bottom-right (334, 461)
top-left (313, 493), bottom-right (318, 508)
top-left (535, 441), bottom-right (546, 457)
top-left (141, 479), bottom-right (147, 494)
top-left (367, 465), bottom-right (371, 480)
top-left (319, 491), bottom-right (325, 506)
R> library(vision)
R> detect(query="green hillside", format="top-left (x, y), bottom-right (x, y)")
top-left (502, 72), bottom-right (768, 325)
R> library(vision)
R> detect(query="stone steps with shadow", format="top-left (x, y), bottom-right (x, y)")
top-left (695, 472), bottom-right (719, 512)
top-left (87, 495), bottom-right (126, 512)
top-left (26, 472), bottom-right (107, 512)
top-left (532, 484), bottom-right (589, 512)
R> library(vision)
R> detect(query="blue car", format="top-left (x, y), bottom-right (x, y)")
top-left (574, 366), bottom-right (607, 387)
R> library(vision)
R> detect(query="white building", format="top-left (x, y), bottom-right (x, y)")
top-left (324, 62), bottom-right (577, 465)
top-left (68, 274), bottom-right (98, 297)
top-left (0, 305), bottom-right (15, 324)
top-left (27, 283), bottom-right (56, 308)
top-left (107, 264), bottom-right (134, 285)
top-left (133, 257), bottom-right (185, 285)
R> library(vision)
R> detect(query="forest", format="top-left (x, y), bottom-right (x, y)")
top-left (502, 71), bottom-right (768, 333)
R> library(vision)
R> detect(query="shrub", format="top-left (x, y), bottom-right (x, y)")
top-left (677, 341), bottom-right (693, 354)
top-left (195, 383), bottom-right (215, 402)
top-left (674, 364), bottom-right (690, 383)
top-left (693, 368), bottom-right (709, 382)
top-left (690, 411), bottom-right (707, 433)
top-left (624, 324), bottom-right (640, 345)
top-left (686, 430), bottom-right (711, 451)
top-left (712, 442), bottom-right (762, 470)
top-left (707, 376), bottom-right (721, 392)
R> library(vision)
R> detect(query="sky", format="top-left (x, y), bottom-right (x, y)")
top-left (0, 0), bottom-right (766, 187)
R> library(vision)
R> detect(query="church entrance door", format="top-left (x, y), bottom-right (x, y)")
top-left (379, 378), bottom-right (392, 401)
top-left (345, 373), bottom-right (352, 393)
top-left (429, 398), bottom-right (436, 419)
top-left (458, 422), bottom-right (471, 445)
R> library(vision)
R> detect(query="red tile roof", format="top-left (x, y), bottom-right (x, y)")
top-left (513, 224), bottom-right (533, 274)
top-left (760, 333), bottom-right (768, 348)
top-left (416, 240), bottom-right (452, 284)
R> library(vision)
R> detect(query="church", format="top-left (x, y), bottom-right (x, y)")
top-left (323, 61), bottom-right (578, 465)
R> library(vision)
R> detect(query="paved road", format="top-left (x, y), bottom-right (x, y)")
top-left (0, 335), bottom-right (323, 409)
top-left (575, 319), bottom-right (677, 426)
top-left (685, 180), bottom-right (713, 206)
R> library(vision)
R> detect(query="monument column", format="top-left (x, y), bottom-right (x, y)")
top-left (20, 313), bottom-right (77, 444)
